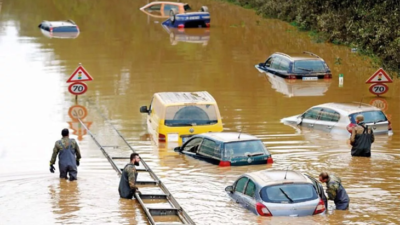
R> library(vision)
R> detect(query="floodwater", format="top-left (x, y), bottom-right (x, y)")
top-left (0, 0), bottom-right (399, 224)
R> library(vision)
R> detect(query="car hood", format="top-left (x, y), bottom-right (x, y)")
top-left (280, 115), bottom-right (302, 124)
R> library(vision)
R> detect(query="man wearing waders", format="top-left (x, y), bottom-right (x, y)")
top-left (350, 114), bottom-right (374, 157)
top-left (49, 128), bottom-right (81, 181)
top-left (119, 153), bottom-right (141, 199)
top-left (319, 172), bottom-right (350, 210)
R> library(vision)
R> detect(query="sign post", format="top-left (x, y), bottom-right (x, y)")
top-left (67, 63), bottom-right (94, 103)
top-left (365, 68), bottom-right (392, 96)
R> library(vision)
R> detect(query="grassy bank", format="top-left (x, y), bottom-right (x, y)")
top-left (227, 0), bottom-right (400, 77)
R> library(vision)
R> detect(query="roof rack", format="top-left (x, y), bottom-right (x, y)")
top-left (275, 52), bottom-right (291, 58)
top-left (303, 51), bottom-right (321, 58)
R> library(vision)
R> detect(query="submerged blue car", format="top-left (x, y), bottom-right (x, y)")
top-left (174, 132), bottom-right (273, 166)
top-left (162, 6), bottom-right (210, 29)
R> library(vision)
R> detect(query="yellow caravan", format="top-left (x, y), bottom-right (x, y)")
top-left (140, 91), bottom-right (223, 145)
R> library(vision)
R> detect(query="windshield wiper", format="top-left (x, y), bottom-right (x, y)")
top-left (246, 152), bottom-right (264, 157)
top-left (373, 120), bottom-right (386, 123)
top-left (279, 188), bottom-right (294, 203)
top-left (297, 67), bottom-right (313, 72)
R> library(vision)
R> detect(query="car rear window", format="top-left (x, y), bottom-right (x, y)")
top-left (52, 26), bottom-right (78, 32)
top-left (293, 60), bottom-right (327, 73)
top-left (349, 110), bottom-right (387, 123)
top-left (164, 104), bottom-right (218, 126)
top-left (260, 183), bottom-right (318, 203)
top-left (224, 140), bottom-right (268, 158)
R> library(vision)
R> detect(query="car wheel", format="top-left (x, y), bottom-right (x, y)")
top-left (200, 6), bottom-right (208, 12)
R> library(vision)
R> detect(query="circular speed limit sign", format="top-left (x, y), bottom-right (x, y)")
top-left (68, 105), bottom-right (88, 120)
top-left (68, 82), bottom-right (88, 95)
top-left (369, 83), bottom-right (389, 95)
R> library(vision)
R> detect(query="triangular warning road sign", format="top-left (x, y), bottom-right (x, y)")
top-left (365, 68), bottom-right (393, 84)
top-left (67, 64), bottom-right (94, 83)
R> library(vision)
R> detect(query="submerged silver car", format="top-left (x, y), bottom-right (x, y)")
top-left (281, 102), bottom-right (393, 135)
top-left (225, 170), bottom-right (327, 217)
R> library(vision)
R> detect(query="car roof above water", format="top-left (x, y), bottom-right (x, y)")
top-left (156, 91), bottom-right (216, 104)
top-left (245, 170), bottom-right (311, 187)
top-left (197, 132), bottom-right (259, 143)
top-left (314, 102), bottom-right (381, 114)
top-left (41, 20), bottom-right (77, 27)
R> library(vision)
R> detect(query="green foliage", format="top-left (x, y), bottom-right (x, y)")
top-left (230, 0), bottom-right (400, 77)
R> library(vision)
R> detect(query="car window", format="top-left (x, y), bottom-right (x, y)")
top-left (270, 57), bottom-right (282, 69)
top-left (349, 110), bottom-right (387, 123)
top-left (260, 184), bottom-right (318, 203)
top-left (184, 4), bottom-right (191, 11)
top-left (303, 107), bottom-right (322, 119)
top-left (198, 139), bottom-right (220, 158)
top-left (164, 4), bottom-right (179, 11)
top-left (52, 26), bottom-right (78, 32)
top-left (278, 58), bottom-right (290, 71)
top-left (244, 180), bottom-right (256, 198)
top-left (294, 60), bottom-right (327, 73)
top-left (182, 137), bottom-right (203, 152)
top-left (164, 104), bottom-right (218, 126)
top-left (148, 4), bottom-right (161, 10)
top-left (264, 57), bottom-right (273, 67)
top-left (224, 140), bottom-right (267, 158)
top-left (234, 177), bottom-right (249, 193)
top-left (319, 108), bottom-right (340, 122)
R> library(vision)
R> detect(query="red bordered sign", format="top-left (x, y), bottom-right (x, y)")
top-left (369, 83), bottom-right (389, 96)
top-left (369, 98), bottom-right (388, 111)
top-left (68, 82), bottom-right (88, 95)
top-left (68, 105), bottom-right (88, 121)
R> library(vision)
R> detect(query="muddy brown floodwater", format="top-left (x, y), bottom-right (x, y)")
top-left (0, 0), bottom-right (399, 224)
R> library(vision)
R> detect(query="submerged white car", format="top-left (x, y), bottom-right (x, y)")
top-left (225, 170), bottom-right (327, 217)
top-left (281, 102), bottom-right (393, 135)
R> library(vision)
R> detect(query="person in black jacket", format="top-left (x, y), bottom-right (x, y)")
top-left (119, 153), bottom-right (141, 199)
top-left (350, 114), bottom-right (374, 157)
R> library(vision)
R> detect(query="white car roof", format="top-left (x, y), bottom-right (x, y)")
top-left (246, 170), bottom-right (312, 187)
top-left (312, 102), bottom-right (381, 115)
top-left (199, 132), bottom-right (259, 142)
top-left (43, 21), bottom-right (77, 27)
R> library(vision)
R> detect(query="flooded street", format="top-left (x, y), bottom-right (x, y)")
top-left (1, 0), bottom-right (399, 224)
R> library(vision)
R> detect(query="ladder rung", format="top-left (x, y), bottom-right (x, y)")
top-left (148, 207), bottom-right (179, 216)
top-left (119, 168), bottom-right (148, 172)
top-left (136, 180), bottom-right (157, 185)
top-left (112, 157), bottom-right (130, 159)
top-left (139, 193), bottom-right (168, 199)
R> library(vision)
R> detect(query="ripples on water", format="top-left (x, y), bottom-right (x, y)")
top-left (1, 0), bottom-right (400, 224)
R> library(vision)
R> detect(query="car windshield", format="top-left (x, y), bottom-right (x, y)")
top-left (260, 183), bottom-right (318, 203)
top-left (294, 60), bottom-right (327, 73)
top-left (224, 140), bottom-right (268, 158)
top-left (349, 110), bottom-right (387, 123)
top-left (164, 104), bottom-right (218, 126)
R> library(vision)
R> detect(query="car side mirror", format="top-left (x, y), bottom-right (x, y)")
top-left (258, 62), bottom-right (265, 67)
top-left (296, 115), bottom-right (303, 125)
top-left (140, 106), bottom-right (149, 113)
top-left (174, 146), bottom-right (181, 152)
top-left (225, 185), bottom-right (234, 193)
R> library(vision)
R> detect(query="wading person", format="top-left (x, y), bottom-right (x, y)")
top-left (319, 172), bottom-right (349, 210)
top-left (119, 153), bottom-right (141, 199)
top-left (350, 114), bottom-right (374, 157)
top-left (49, 128), bottom-right (81, 181)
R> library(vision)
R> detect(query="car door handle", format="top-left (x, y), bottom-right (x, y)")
top-left (309, 124), bottom-right (314, 127)
top-left (327, 126), bottom-right (332, 129)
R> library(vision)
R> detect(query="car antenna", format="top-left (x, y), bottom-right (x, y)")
top-left (284, 166), bottom-right (289, 180)
top-left (359, 96), bottom-right (364, 108)
top-left (238, 131), bottom-right (242, 139)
